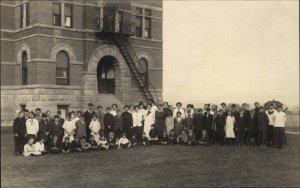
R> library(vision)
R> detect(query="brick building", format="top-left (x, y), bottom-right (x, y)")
top-left (0, 0), bottom-right (163, 121)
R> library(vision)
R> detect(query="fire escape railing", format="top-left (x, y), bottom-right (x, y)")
top-left (95, 17), bottom-right (160, 103)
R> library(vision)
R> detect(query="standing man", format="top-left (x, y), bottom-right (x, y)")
top-left (84, 103), bottom-right (96, 140)
top-left (96, 105), bottom-right (105, 135)
top-left (241, 103), bottom-right (251, 144)
top-left (13, 111), bottom-right (27, 155)
top-left (204, 108), bottom-right (213, 143)
top-left (122, 105), bottom-right (133, 139)
top-left (253, 102), bottom-right (261, 146)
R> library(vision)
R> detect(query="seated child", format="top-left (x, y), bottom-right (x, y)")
top-left (70, 135), bottom-right (82, 153)
top-left (34, 138), bottom-right (47, 155)
top-left (48, 135), bottom-right (61, 154)
top-left (149, 124), bottom-right (158, 145)
top-left (131, 133), bottom-right (138, 146)
top-left (160, 130), bottom-right (168, 145)
top-left (23, 138), bottom-right (42, 157)
top-left (80, 137), bottom-right (91, 152)
top-left (118, 132), bottom-right (131, 149)
top-left (186, 129), bottom-right (196, 145)
top-left (89, 135), bottom-right (99, 150)
top-left (142, 132), bottom-right (149, 146)
top-left (199, 129), bottom-right (209, 146)
top-left (167, 129), bottom-right (177, 145)
top-left (61, 137), bottom-right (71, 154)
top-left (177, 130), bottom-right (188, 145)
top-left (108, 131), bottom-right (117, 149)
top-left (98, 135), bottom-right (109, 150)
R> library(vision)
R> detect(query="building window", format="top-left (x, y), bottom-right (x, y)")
top-left (21, 51), bottom-right (28, 85)
top-left (56, 51), bottom-right (70, 85)
top-left (20, 2), bottom-right (29, 28)
top-left (53, 3), bottom-right (73, 28)
top-left (135, 16), bottom-right (142, 37)
top-left (115, 11), bottom-right (123, 33)
top-left (145, 18), bottom-right (151, 38)
top-left (139, 58), bottom-right (148, 88)
top-left (135, 8), bottom-right (152, 38)
top-left (97, 56), bottom-right (115, 94)
top-left (64, 4), bottom-right (72, 27)
top-left (53, 3), bottom-right (61, 26)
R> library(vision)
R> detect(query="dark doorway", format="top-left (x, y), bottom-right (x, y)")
top-left (97, 56), bottom-right (116, 94)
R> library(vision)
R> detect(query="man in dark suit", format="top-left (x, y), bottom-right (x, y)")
top-left (122, 105), bottom-right (133, 139)
top-left (193, 109), bottom-right (205, 141)
top-left (204, 108), bottom-right (213, 143)
top-left (84, 103), bottom-right (96, 140)
top-left (13, 111), bottom-right (27, 155)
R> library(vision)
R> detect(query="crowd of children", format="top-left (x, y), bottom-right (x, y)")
top-left (12, 100), bottom-right (288, 157)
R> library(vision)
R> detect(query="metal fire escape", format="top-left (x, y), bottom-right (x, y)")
top-left (95, 6), bottom-right (159, 103)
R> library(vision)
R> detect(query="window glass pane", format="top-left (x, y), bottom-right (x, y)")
top-left (25, 3), bottom-right (30, 26)
top-left (53, 15), bottom-right (60, 26)
top-left (135, 7), bottom-right (142, 14)
top-left (65, 5), bottom-right (72, 16)
top-left (53, 4), bottom-right (60, 14)
top-left (135, 16), bottom-right (142, 27)
top-left (56, 51), bottom-right (69, 68)
top-left (140, 59), bottom-right (148, 73)
top-left (145, 18), bottom-right (150, 28)
top-left (20, 4), bottom-right (24, 28)
top-left (145, 9), bottom-right (151, 16)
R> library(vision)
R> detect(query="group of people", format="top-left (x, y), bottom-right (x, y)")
top-left (12, 100), bottom-right (288, 157)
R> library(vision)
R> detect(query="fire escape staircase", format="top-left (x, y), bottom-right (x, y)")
top-left (95, 16), bottom-right (159, 103)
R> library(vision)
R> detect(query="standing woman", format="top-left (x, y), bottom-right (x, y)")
top-left (225, 110), bottom-right (235, 145)
top-left (144, 104), bottom-right (155, 139)
top-left (155, 104), bottom-right (165, 140)
top-left (13, 111), bottom-right (27, 155)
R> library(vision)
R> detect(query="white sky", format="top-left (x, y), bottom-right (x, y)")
top-left (162, 1), bottom-right (299, 110)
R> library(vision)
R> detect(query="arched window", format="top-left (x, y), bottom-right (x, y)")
top-left (97, 56), bottom-right (115, 94)
top-left (56, 51), bottom-right (69, 85)
top-left (21, 51), bottom-right (28, 85)
top-left (139, 58), bottom-right (148, 88)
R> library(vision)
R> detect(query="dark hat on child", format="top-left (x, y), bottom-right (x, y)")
top-left (42, 113), bottom-right (47, 118)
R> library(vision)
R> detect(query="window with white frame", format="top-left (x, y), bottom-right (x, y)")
top-left (56, 51), bottom-right (70, 85)
top-left (53, 3), bottom-right (73, 28)
top-left (135, 8), bottom-right (152, 38)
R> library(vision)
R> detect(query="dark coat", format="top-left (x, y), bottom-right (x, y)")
top-left (122, 111), bottom-right (133, 132)
top-left (113, 115), bottom-right (124, 131)
top-left (194, 114), bottom-right (205, 131)
top-left (49, 121), bottom-right (63, 139)
top-left (242, 110), bottom-right (251, 130)
top-left (38, 119), bottom-right (50, 140)
top-left (13, 117), bottom-right (27, 135)
top-left (215, 115), bottom-right (226, 130)
top-left (257, 112), bottom-right (269, 132)
top-left (204, 113), bottom-right (213, 130)
top-left (104, 113), bottom-right (114, 130)
top-left (184, 117), bottom-right (194, 131)
top-left (84, 110), bottom-right (96, 127)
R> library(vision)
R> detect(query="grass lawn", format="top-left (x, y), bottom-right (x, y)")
top-left (1, 127), bottom-right (300, 188)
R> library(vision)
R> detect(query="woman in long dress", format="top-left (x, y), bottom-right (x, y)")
top-left (225, 110), bottom-right (235, 145)
top-left (144, 104), bottom-right (155, 139)
top-left (155, 104), bottom-right (165, 140)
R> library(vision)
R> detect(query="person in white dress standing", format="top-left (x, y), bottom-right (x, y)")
top-left (143, 104), bottom-right (155, 139)
top-left (225, 110), bottom-right (235, 145)
top-left (62, 114), bottom-right (76, 142)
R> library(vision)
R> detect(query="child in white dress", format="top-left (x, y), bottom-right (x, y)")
top-left (62, 114), bottom-right (76, 142)
top-left (89, 115), bottom-right (101, 143)
top-left (225, 110), bottom-right (235, 145)
top-left (144, 104), bottom-right (155, 139)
